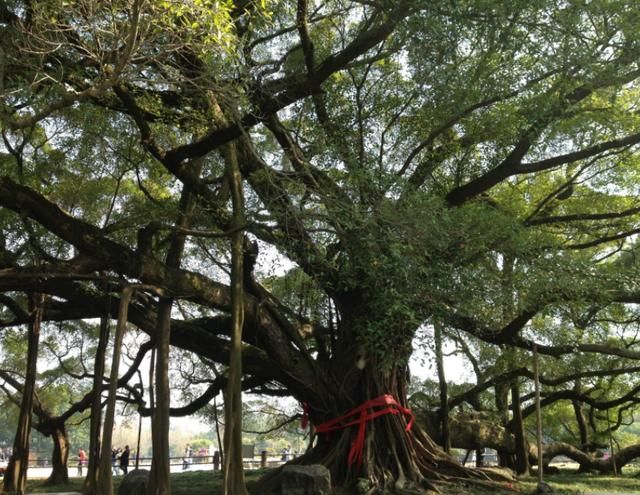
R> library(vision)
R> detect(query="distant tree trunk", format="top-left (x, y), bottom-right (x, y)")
top-left (214, 397), bottom-right (224, 468)
top-left (533, 344), bottom-right (543, 484)
top-left (510, 383), bottom-right (530, 475)
top-left (43, 422), bottom-right (70, 486)
top-left (495, 382), bottom-right (514, 469)
top-left (97, 288), bottom-right (132, 495)
top-left (149, 348), bottom-right (155, 411)
top-left (416, 409), bottom-right (515, 454)
top-left (146, 346), bottom-right (155, 471)
top-left (573, 399), bottom-right (589, 448)
top-left (135, 410), bottom-right (142, 470)
top-left (83, 315), bottom-right (110, 494)
top-left (498, 255), bottom-right (519, 472)
top-left (606, 409), bottom-right (618, 475)
top-left (534, 441), bottom-right (640, 474)
top-left (572, 378), bottom-right (590, 452)
top-left (475, 448), bottom-right (484, 467)
top-left (222, 143), bottom-right (248, 495)
top-left (434, 321), bottom-right (450, 453)
top-left (573, 392), bottom-right (594, 473)
top-left (2, 293), bottom-right (44, 495)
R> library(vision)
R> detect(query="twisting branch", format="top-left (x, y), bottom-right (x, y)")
top-left (3, 0), bottom-right (148, 130)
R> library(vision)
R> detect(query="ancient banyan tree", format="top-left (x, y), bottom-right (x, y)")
top-left (3, 0), bottom-right (640, 493)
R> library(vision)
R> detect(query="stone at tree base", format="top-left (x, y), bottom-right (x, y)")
top-left (281, 464), bottom-right (331, 495)
top-left (536, 481), bottom-right (554, 494)
top-left (117, 468), bottom-right (150, 495)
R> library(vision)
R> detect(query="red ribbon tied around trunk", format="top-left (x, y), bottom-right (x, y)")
top-left (313, 394), bottom-right (414, 469)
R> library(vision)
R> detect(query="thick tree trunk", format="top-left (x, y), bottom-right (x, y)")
top-left (2, 293), bottom-right (43, 495)
top-left (270, 364), bottom-right (495, 494)
top-left (83, 316), bottom-right (110, 494)
top-left (44, 424), bottom-right (70, 486)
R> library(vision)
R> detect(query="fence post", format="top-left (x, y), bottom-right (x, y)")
top-left (213, 450), bottom-right (220, 471)
top-left (261, 450), bottom-right (267, 469)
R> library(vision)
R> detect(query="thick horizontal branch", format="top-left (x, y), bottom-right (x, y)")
top-left (443, 309), bottom-right (536, 345)
top-left (519, 133), bottom-right (640, 176)
top-left (445, 66), bottom-right (640, 206)
top-left (520, 382), bottom-right (640, 420)
top-left (448, 365), bottom-right (640, 411)
top-left (0, 271), bottom-right (326, 400)
top-left (565, 226), bottom-right (640, 250)
top-left (444, 304), bottom-right (640, 362)
top-left (135, 376), bottom-right (267, 417)
top-left (526, 205), bottom-right (640, 226)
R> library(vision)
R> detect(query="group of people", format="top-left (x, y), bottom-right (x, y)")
top-left (112, 445), bottom-right (131, 475)
top-left (77, 445), bottom-right (131, 476)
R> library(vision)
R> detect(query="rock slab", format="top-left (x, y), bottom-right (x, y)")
top-left (536, 481), bottom-right (555, 494)
top-left (281, 464), bottom-right (331, 495)
top-left (117, 468), bottom-right (150, 495)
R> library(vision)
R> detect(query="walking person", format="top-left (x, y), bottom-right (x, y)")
top-left (111, 448), bottom-right (118, 475)
top-left (119, 445), bottom-right (130, 475)
top-left (77, 448), bottom-right (87, 476)
top-left (182, 444), bottom-right (192, 470)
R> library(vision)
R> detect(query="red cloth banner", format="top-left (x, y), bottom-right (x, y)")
top-left (311, 394), bottom-right (414, 469)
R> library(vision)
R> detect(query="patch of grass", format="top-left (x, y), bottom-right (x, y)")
top-left (518, 471), bottom-right (640, 494)
top-left (26, 477), bottom-right (85, 493)
top-left (26, 477), bottom-right (113, 493)
top-left (170, 469), bottom-right (266, 494)
top-left (24, 469), bottom-right (640, 494)
top-left (25, 469), bottom-right (266, 494)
